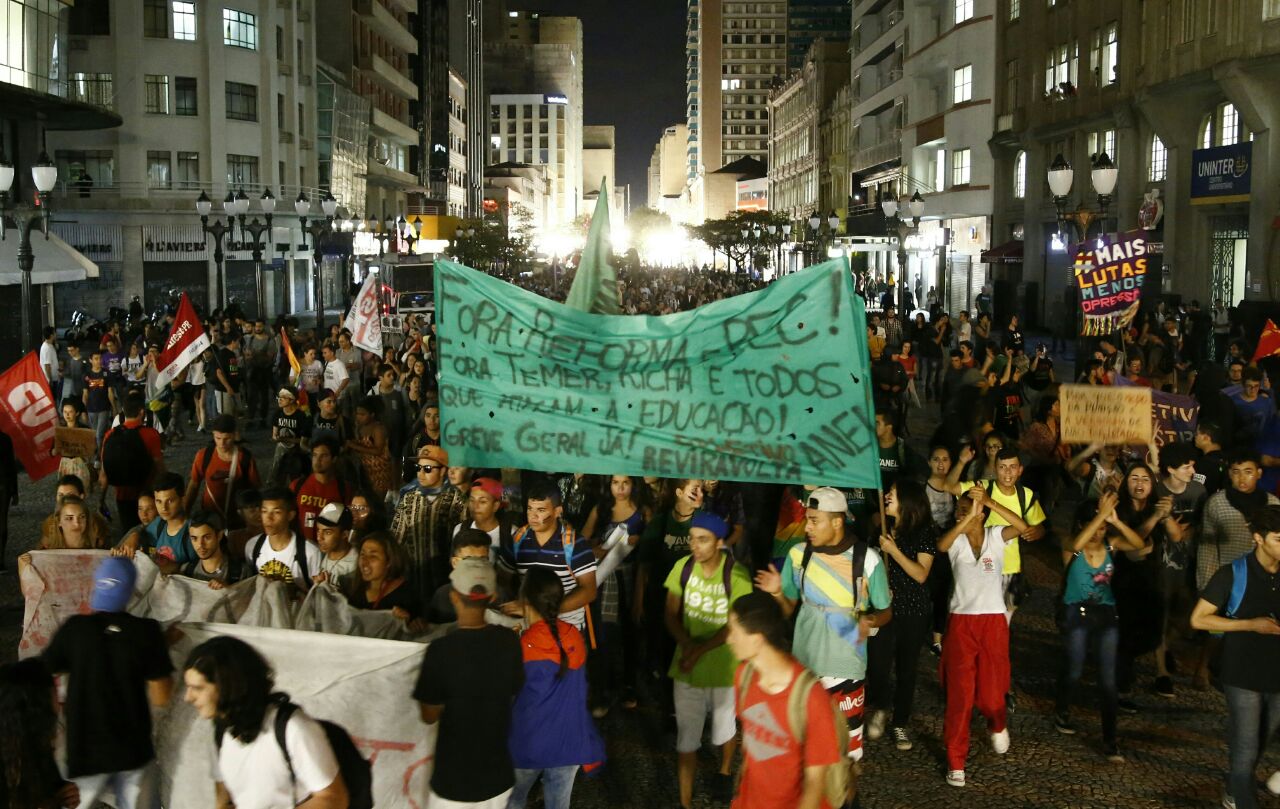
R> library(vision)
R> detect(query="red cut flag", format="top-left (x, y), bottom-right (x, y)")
top-left (154, 293), bottom-right (211, 388)
top-left (1252, 319), bottom-right (1280, 362)
top-left (0, 352), bottom-right (60, 480)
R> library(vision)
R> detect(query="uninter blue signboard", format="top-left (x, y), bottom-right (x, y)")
top-left (1191, 142), bottom-right (1252, 205)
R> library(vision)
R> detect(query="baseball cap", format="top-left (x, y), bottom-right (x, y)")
top-left (315, 502), bottom-right (352, 529)
top-left (450, 558), bottom-right (497, 601)
top-left (418, 445), bottom-right (448, 467)
top-left (471, 477), bottom-right (503, 502)
top-left (691, 511), bottom-right (730, 539)
top-left (806, 486), bottom-right (849, 514)
top-left (90, 556), bottom-right (137, 613)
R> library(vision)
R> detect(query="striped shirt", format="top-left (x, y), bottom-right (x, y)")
top-left (499, 524), bottom-right (597, 629)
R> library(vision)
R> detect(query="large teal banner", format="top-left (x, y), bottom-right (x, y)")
top-left (433, 258), bottom-right (881, 489)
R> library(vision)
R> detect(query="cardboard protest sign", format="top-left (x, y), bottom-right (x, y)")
top-left (1060, 383), bottom-right (1153, 446)
top-left (54, 426), bottom-right (97, 459)
top-left (1073, 230), bottom-right (1148, 336)
top-left (1114, 376), bottom-right (1200, 448)
top-left (433, 257), bottom-right (881, 489)
top-left (0, 352), bottom-right (60, 480)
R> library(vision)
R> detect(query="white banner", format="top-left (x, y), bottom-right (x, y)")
top-left (344, 274), bottom-right (383, 356)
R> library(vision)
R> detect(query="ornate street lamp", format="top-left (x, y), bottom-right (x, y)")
top-left (295, 191), bottom-right (338, 332)
top-left (882, 191), bottom-right (925, 314)
top-left (196, 190), bottom-right (237, 313)
top-left (0, 150), bottom-right (57, 352)
top-left (1048, 151), bottom-right (1118, 247)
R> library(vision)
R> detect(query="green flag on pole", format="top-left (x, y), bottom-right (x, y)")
top-left (564, 178), bottom-right (622, 314)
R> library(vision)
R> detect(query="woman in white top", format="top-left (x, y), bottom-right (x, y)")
top-left (935, 486), bottom-right (1028, 789)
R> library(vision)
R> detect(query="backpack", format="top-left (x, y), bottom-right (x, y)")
top-left (199, 443), bottom-right (254, 517)
top-left (506, 521), bottom-right (579, 569)
top-left (1208, 554), bottom-right (1253, 687)
top-left (797, 540), bottom-right (869, 612)
top-left (215, 699), bottom-right (372, 809)
top-left (735, 663), bottom-right (852, 808)
top-left (676, 554), bottom-right (736, 619)
top-left (102, 425), bottom-right (152, 487)
top-left (983, 480), bottom-right (1038, 521)
top-left (250, 533), bottom-right (311, 588)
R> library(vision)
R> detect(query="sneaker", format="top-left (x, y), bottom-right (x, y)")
top-left (866, 710), bottom-right (887, 741)
top-left (1117, 697), bottom-right (1139, 714)
top-left (1054, 713), bottom-right (1076, 735)
top-left (709, 772), bottom-right (733, 803)
top-left (1103, 741), bottom-right (1125, 763)
top-left (1153, 675), bottom-right (1175, 698)
top-left (892, 726), bottom-right (913, 751)
top-left (1005, 691), bottom-right (1017, 714)
top-left (1268, 770), bottom-right (1280, 796)
top-left (991, 728), bottom-right (1010, 755)
top-left (591, 704), bottom-right (610, 719)
top-left (929, 641), bottom-right (943, 657)
top-left (946, 769), bottom-right (966, 787)
top-left (1222, 795), bottom-right (1237, 809)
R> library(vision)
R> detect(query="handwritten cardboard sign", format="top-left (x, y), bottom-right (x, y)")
top-left (433, 258), bottom-right (882, 489)
top-left (1060, 383), bottom-right (1153, 446)
top-left (54, 426), bottom-right (97, 459)
top-left (1073, 230), bottom-right (1148, 336)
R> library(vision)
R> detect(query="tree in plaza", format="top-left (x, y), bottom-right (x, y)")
top-left (686, 209), bottom-right (789, 273)
top-left (451, 204), bottom-right (537, 275)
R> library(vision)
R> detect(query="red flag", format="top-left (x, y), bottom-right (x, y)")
top-left (1253, 319), bottom-right (1280, 362)
top-left (0, 352), bottom-right (60, 480)
top-left (155, 293), bottom-right (211, 388)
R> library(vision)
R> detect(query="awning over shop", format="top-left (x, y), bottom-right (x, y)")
top-left (980, 240), bottom-right (1025, 264)
top-left (0, 231), bottom-right (100, 285)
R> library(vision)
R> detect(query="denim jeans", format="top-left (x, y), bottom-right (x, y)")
top-left (1054, 605), bottom-right (1119, 743)
top-left (508, 765), bottom-right (578, 809)
top-left (1223, 685), bottom-right (1280, 808)
top-left (73, 763), bottom-right (158, 809)
top-left (917, 356), bottom-right (939, 398)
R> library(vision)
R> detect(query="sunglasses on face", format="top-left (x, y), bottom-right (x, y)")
top-left (417, 463), bottom-right (443, 472)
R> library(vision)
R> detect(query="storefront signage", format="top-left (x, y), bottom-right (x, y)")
top-left (49, 224), bottom-right (122, 262)
top-left (544, 94), bottom-right (568, 105)
top-left (143, 225), bottom-right (210, 261)
top-left (1191, 142), bottom-right (1252, 205)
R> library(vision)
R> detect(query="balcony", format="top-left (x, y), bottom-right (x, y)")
top-left (852, 131), bottom-right (902, 172)
top-left (279, 131), bottom-right (294, 144)
top-left (371, 107), bottom-right (417, 145)
top-left (354, 0), bottom-right (418, 55)
top-left (357, 52), bottom-right (418, 100)
top-left (367, 158), bottom-right (416, 188)
top-left (852, 3), bottom-right (904, 70)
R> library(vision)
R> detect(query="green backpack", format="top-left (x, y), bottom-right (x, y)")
top-left (736, 662), bottom-right (853, 807)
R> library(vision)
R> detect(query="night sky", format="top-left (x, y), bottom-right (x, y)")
top-left (505, 0), bottom-right (688, 211)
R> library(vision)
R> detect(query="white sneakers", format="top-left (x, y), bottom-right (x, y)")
top-left (1268, 770), bottom-right (1280, 796)
top-left (946, 769), bottom-right (966, 787)
top-left (866, 710), bottom-right (888, 741)
top-left (991, 728), bottom-right (1011, 755)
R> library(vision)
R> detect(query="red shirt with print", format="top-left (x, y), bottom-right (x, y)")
top-left (189, 447), bottom-right (261, 514)
top-left (731, 661), bottom-right (843, 809)
top-left (290, 473), bottom-right (348, 543)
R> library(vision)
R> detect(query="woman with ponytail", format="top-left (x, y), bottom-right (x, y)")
top-left (507, 568), bottom-right (605, 809)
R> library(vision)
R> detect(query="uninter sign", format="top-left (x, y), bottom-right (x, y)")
top-left (433, 258), bottom-right (882, 489)
top-left (1191, 142), bottom-right (1252, 205)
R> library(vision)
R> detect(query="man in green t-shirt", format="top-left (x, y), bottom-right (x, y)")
top-left (664, 512), bottom-right (753, 809)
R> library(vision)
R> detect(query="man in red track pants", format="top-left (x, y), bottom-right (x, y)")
top-left (935, 486), bottom-right (1028, 788)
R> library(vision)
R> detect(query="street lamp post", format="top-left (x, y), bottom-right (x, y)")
top-left (881, 191), bottom-right (926, 314)
top-left (196, 190), bottom-right (236, 313)
top-left (806, 210), bottom-right (841, 265)
top-left (235, 189), bottom-right (276, 321)
top-left (0, 150), bottom-right (57, 352)
top-left (294, 191), bottom-right (338, 333)
top-left (1048, 151), bottom-right (1118, 246)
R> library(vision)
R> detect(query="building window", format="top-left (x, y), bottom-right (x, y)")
top-left (144, 75), bottom-right (169, 114)
top-left (1102, 23), bottom-right (1119, 84)
top-left (1009, 0), bottom-right (1020, 19)
top-left (172, 0), bottom-right (197, 40)
top-left (227, 154), bottom-right (259, 186)
top-left (68, 0), bottom-right (110, 35)
top-left (177, 151), bottom-right (200, 188)
top-left (1045, 41), bottom-right (1079, 93)
top-left (225, 82), bottom-right (258, 121)
top-left (1221, 102), bottom-right (1240, 145)
top-left (222, 8), bottom-right (257, 49)
top-left (1088, 129), bottom-right (1116, 159)
top-left (54, 150), bottom-right (115, 187)
top-left (1265, 0), bottom-right (1280, 19)
top-left (175, 77), bottom-right (197, 115)
top-left (144, 0), bottom-right (168, 36)
top-left (69, 72), bottom-right (114, 108)
top-left (1005, 59), bottom-right (1019, 112)
top-left (1200, 115), bottom-right (1212, 148)
top-left (147, 151), bottom-right (172, 188)
top-left (1013, 150), bottom-right (1026, 197)
top-left (955, 0), bottom-right (973, 23)
top-left (1207, 0), bottom-right (1218, 32)
top-left (952, 148), bottom-right (971, 186)
top-left (1181, 0), bottom-right (1196, 41)
top-left (954, 65), bottom-right (973, 104)
top-left (1149, 135), bottom-right (1167, 181)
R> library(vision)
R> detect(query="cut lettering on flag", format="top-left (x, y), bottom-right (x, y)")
top-left (344, 273), bottom-right (383, 355)
top-left (0, 352), bottom-right (60, 481)
top-left (565, 178), bottom-right (622, 315)
top-left (154, 292), bottom-right (210, 388)
top-left (1253, 318), bottom-right (1280, 361)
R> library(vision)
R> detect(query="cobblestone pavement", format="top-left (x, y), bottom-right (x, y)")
top-left (2, 402), bottom-right (1277, 808)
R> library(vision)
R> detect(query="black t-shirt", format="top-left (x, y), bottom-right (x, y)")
top-left (637, 509), bottom-right (694, 589)
top-left (348, 579), bottom-right (423, 618)
top-left (272, 407), bottom-right (311, 446)
top-left (213, 347), bottom-right (240, 393)
top-left (84, 369), bottom-right (111, 413)
top-left (885, 523), bottom-right (937, 616)
top-left (1197, 449), bottom-right (1228, 496)
top-left (1026, 356), bottom-right (1054, 391)
top-left (412, 625), bottom-right (523, 802)
top-left (991, 383), bottom-right (1024, 438)
top-left (42, 612), bottom-right (173, 777)
top-left (1201, 553), bottom-right (1280, 692)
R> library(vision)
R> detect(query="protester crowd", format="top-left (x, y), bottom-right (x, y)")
top-left (3, 272), bottom-right (1280, 809)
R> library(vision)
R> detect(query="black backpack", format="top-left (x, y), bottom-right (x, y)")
top-left (102, 425), bottom-right (152, 487)
top-left (215, 699), bottom-right (373, 809)
top-left (249, 533), bottom-right (311, 589)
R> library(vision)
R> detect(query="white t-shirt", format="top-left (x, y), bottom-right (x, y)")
top-left (216, 705), bottom-right (339, 809)
top-left (39, 342), bottom-right (59, 382)
top-left (948, 526), bottom-right (1012, 615)
top-left (323, 360), bottom-right (349, 393)
top-left (319, 547), bottom-right (358, 588)
top-left (247, 532), bottom-right (324, 587)
top-left (452, 520), bottom-right (502, 561)
top-left (956, 321), bottom-right (973, 345)
top-left (188, 358), bottom-right (207, 386)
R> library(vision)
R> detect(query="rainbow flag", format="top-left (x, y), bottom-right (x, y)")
top-left (280, 327), bottom-right (309, 412)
